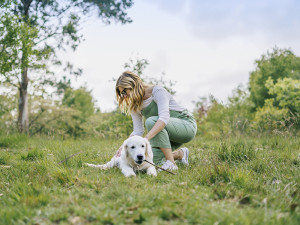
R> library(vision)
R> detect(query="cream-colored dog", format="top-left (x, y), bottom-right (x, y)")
top-left (85, 136), bottom-right (157, 177)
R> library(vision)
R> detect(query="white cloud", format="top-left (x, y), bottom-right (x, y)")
top-left (58, 0), bottom-right (300, 112)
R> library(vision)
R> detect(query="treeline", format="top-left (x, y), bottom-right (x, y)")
top-left (0, 0), bottom-right (133, 133)
top-left (194, 48), bottom-right (300, 138)
top-left (1, 1), bottom-right (299, 138)
top-left (0, 56), bottom-right (174, 138)
top-left (0, 81), bottom-right (133, 138)
top-left (1, 48), bottom-right (300, 138)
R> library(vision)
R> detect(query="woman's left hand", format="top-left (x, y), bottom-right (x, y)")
top-left (115, 145), bottom-right (123, 157)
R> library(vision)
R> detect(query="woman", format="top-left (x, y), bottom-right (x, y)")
top-left (115, 71), bottom-right (197, 171)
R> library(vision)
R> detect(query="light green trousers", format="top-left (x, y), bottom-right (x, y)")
top-left (142, 101), bottom-right (197, 164)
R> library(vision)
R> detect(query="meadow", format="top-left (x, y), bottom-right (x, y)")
top-left (0, 134), bottom-right (299, 225)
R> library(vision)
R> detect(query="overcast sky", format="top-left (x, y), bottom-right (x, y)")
top-left (60, 0), bottom-right (300, 112)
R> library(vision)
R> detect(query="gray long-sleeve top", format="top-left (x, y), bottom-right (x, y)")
top-left (131, 86), bottom-right (185, 136)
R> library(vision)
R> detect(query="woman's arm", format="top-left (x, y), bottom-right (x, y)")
top-left (144, 87), bottom-right (170, 140)
top-left (144, 119), bottom-right (166, 140)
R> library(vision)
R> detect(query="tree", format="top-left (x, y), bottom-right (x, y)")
top-left (62, 87), bottom-right (96, 121)
top-left (249, 47), bottom-right (300, 109)
top-left (0, 0), bottom-right (133, 133)
top-left (123, 56), bottom-right (177, 95)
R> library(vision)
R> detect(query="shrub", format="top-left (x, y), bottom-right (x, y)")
top-left (266, 77), bottom-right (300, 113)
top-left (194, 86), bottom-right (254, 137)
top-left (252, 99), bottom-right (289, 132)
top-left (249, 47), bottom-right (300, 109)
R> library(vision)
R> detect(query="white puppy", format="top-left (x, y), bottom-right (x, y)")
top-left (85, 136), bottom-right (157, 177)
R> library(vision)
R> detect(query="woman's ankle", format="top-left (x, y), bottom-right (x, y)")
top-left (173, 149), bottom-right (184, 160)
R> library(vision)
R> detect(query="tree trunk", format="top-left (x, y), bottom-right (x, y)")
top-left (18, 67), bottom-right (29, 133)
top-left (17, 1), bottom-right (31, 134)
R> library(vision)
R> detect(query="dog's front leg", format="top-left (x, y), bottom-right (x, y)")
top-left (121, 164), bottom-right (136, 177)
top-left (146, 165), bottom-right (157, 176)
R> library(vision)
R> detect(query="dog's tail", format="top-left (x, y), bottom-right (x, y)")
top-left (85, 156), bottom-right (119, 170)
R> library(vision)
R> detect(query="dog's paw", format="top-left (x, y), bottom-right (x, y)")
top-left (124, 173), bottom-right (136, 177)
top-left (84, 163), bottom-right (93, 167)
top-left (122, 170), bottom-right (136, 177)
top-left (147, 171), bottom-right (157, 176)
top-left (147, 167), bottom-right (157, 176)
top-left (84, 163), bottom-right (107, 169)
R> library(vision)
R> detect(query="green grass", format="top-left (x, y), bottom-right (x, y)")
top-left (0, 134), bottom-right (299, 224)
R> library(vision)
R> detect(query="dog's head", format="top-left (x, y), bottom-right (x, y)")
top-left (123, 136), bottom-right (152, 165)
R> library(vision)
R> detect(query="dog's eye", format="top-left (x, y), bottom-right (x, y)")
top-left (141, 145), bottom-right (144, 147)
top-left (131, 146), bottom-right (135, 149)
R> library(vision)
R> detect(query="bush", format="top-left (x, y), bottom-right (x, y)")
top-left (252, 99), bottom-right (289, 132)
top-left (195, 86), bottom-right (254, 137)
top-left (249, 47), bottom-right (300, 109)
top-left (89, 109), bottom-right (133, 138)
top-left (265, 77), bottom-right (300, 130)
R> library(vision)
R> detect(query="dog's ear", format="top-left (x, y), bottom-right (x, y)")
top-left (121, 138), bottom-right (130, 158)
top-left (124, 144), bottom-right (129, 158)
top-left (144, 138), bottom-right (152, 159)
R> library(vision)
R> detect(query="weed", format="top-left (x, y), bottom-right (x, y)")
top-left (21, 148), bottom-right (44, 161)
top-left (0, 135), bottom-right (28, 148)
top-left (218, 141), bottom-right (256, 163)
top-left (0, 135), bottom-right (299, 224)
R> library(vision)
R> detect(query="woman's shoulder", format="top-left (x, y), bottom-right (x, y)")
top-left (152, 85), bottom-right (168, 94)
top-left (152, 86), bottom-right (171, 100)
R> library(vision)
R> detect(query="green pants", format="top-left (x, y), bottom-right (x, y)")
top-left (142, 101), bottom-right (197, 164)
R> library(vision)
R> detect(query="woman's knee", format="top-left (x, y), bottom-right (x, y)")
top-left (145, 116), bottom-right (158, 130)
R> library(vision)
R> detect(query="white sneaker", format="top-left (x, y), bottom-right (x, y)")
top-left (178, 147), bottom-right (189, 166)
top-left (158, 160), bottom-right (178, 172)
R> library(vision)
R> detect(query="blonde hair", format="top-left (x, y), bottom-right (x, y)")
top-left (115, 71), bottom-right (145, 114)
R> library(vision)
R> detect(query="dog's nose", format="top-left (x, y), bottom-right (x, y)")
top-left (137, 154), bottom-right (144, 160)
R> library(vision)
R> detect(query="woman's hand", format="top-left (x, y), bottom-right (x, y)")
top-left (144, 119), bottom-right (166, 140)
top-left (115, 145), bottom-right (123, 157)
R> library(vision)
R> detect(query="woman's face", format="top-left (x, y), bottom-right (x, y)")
top-left (119, 87), bottom-right (131, 98)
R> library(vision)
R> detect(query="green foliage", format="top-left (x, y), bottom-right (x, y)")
top-left (28, 95), bottom-right (88, 137)
top-left (123, 56), bottom-right (177, 95)
top-left (62, 87), bottom-right (95, 120)
top-left (26, 87), bottom-right (133, 138)
top-left (253, 99), bottom-right (289, 132)
top-left (195, 86), bottom-right (255, 137)
top-left (197, 97), bottom-right (228, 137)
top-left (0, 0), bottom-right (134, 133)
top-left (0, 7), bottom-right (44, 83)
top-left (249, 47), bottom-right (300, 109)
top-left (94, 110), bottom-right (133, 138)
top-left (124, 57), bottom-right (149, 77)
top-left (0, 90), bottom-right (17, 133)
top-left (266, 77), bottom-right (300, 113)
top-left (194, 48), bottom-right (300, 137)
top-left (0, 0), bottom-right (133, 85)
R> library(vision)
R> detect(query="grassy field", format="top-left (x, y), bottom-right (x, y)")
top-left (0, 134), bottom-right (299, 225)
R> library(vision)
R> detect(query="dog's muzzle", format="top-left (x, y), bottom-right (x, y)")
top-left (135, 154), bottom-right (144, 164)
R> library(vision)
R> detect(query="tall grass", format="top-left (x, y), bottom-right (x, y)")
top-left (0, 134), bottom-right (299, 224)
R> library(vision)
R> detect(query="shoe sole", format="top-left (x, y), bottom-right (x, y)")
top-left (184, 148), bottom-right (189, 165)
